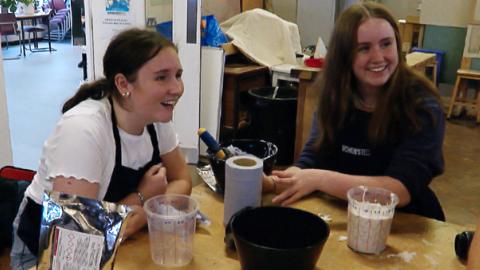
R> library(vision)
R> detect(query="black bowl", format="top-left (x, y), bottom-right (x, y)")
top-left (230, 206), bottom-right (330, 270)
top-left (208, 139), bottom-right (278, 192)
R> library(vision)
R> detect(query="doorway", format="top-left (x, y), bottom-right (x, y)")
top-left (3, 38), bottom-right (83, 169)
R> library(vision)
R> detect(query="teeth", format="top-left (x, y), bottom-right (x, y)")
top-left (161, 100), bottom-right (176, 106)
top-left (369, 66), bottom-right (386, 72)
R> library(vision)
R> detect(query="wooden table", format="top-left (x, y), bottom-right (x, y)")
top-left (406, 52), bottom-right (437, 85)
top-left (398, 16), bottom-right (425, 53)
top-left (221, 64), bottom-right (270, 140)
top-left (15, 9), bottom-right (54, 57)
top-left (115, 184), bottom-right (469, 269)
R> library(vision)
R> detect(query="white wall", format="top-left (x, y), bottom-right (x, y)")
top-left (202, 0), bottom-right (239, 22)
top-left (476, 0), bottom-right (480, 22)
top-left (420, 0), bottom-right (475, 27)
top-left (380, 0), bottom-right (419, 19)
top-left (146, 0), bottom-right (240, 24)
top-left (270, 0), bottom-right (297, 23)
top-left (297, 0), bottom-right (335, 47)
top-left (146, 0), bottom-right (173, 23)
top-left (0, 53), bottom-right (13, 167)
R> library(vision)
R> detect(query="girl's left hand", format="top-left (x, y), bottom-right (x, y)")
top-left (271, 169), bottom-right (322, 206)
top-left (122, 205), bottom-right (147, 239)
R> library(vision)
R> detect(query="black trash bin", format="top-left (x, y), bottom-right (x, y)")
top-left (248, 86), bottom-right (297, 165)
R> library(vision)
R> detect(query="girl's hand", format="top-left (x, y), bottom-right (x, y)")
top-left (271, 169), bottom-right (322, 206)
top-left (138, 164), bottom-right (168, 200)
top-left (122, 205), bottom-right (147, 240)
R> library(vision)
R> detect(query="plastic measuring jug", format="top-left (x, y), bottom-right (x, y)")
top-left (144, 194), bottom-right (198, 266)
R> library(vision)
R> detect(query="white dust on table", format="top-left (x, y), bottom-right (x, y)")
top-left (386, 251), bottom-right (417, 263)
top-left (422, 238), bottom-right (434, 246)
top-left (317, 213), bottom-right (332, 223)
top-left (385, 238), bottom-right (442, 266)
top-left (338, 235), bottom-right (348, 241)
top-left (423, 254), bottom-right (439, 266)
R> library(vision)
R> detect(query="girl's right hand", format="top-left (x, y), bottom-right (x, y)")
top-left (138, 164), bottom-right (168, 200)
top-left (271, 169), bottom-right (322, 206)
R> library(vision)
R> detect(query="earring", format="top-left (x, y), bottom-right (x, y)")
top-left (122, 92), bottom-right (130, 98)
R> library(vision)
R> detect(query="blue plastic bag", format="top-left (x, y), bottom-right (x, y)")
top-left (156, 20), bottom-right (173, 42)
top-left (201, 15), bottom-right (228, 47)
top-left (155, 15), bottom-right (228, 47)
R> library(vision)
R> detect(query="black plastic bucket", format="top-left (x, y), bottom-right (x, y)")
top-left (208, 139), bottom-right (278, 192)
top-left (248, 86), bottom-right (297, 165)
top-left (230, 206), bottom-right (330, 270)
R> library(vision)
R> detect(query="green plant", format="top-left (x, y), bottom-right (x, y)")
top-left (0, 0), bottom-right (18, 13)
top-left (17, 0), bottom-right (34, 6)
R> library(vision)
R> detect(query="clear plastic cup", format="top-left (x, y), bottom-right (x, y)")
top-left (347, 186), bottom-right (399, 254)
top-left (144, 194), bottom-right (198, 267)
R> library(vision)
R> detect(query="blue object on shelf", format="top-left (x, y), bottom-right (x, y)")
top-left (156, 20), bottom-right (173, 42)
top-left (155, 15), bottom-right (228, 47)
top-left (411, 47), bottom-right (445, 84)
top-left (201, 15), bottom-right (228, 47)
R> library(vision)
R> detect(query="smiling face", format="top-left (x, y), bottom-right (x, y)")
top-left (125, 47), bottom-right (183, 124)
top-left (352, 17), bottom-right (398, 96)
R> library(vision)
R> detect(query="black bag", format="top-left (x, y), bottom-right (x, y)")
top-left (0, 166), bottom-right (35, 251)
top-left (0, 177), bottom-right (30, 250)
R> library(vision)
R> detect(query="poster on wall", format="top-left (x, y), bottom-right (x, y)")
top-left (85, 0), bottom-right (145, 80)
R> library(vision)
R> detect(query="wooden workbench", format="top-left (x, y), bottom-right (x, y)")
top-left (114, 184), bottom-right (468, 269)
top-left (406, 52), bottom-right (437, 85)
top-left (398, 16), bottom-right (425, 53)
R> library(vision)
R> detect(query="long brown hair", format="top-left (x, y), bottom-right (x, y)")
top-left (62, 28), bottom-right (176, 113)
top-left (315, 2), bottom-right (440, 150)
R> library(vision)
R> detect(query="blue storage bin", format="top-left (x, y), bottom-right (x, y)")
top-left (411, 47), bottom-right (445, 84)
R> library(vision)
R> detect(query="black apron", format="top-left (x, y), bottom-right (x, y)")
top-left (103, 97), bottom-right (162, 201)
top-left (18, 97), bottom-right (161, 255)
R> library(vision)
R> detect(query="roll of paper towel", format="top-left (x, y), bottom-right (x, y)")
top-left (223, 155), bottom-right (263, 225)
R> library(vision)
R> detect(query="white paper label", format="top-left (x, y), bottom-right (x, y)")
top-left (52, 227), bottom-right (104, 270)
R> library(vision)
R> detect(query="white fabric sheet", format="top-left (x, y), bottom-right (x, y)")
top-left (220, 9), bottom-right (302, 67)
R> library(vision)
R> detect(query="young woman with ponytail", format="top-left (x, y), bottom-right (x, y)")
top-left (11, 28), bottom-right (192, 269)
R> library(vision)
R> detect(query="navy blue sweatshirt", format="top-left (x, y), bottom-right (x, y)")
top-left (295, 100), bottom-right (445, 221)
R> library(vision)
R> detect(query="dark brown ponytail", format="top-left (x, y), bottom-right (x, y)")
top-left (62, 79), bottom-right (110, 113)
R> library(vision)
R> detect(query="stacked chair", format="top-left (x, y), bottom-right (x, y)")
top-left (447, 57), bottom-right (480, 124)
top-left (47, 0), bottom-right (71, 41)
top-left (0, 13), bottom-right (22, 59)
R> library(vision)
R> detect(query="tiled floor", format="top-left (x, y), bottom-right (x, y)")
top-left (3, 39), bottom-right (83, 169)
top-left (2, 40), bottom-right (480, 229)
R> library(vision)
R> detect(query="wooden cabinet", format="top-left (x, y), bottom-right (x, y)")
top-left (221, 64), bottom-right (269, 140)
top-left (290, 67), bottom-right (321, 160)
top-left (398, 15), bottom-right (424, 53)
top-left (241, 0), bottom-right (264, 11)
